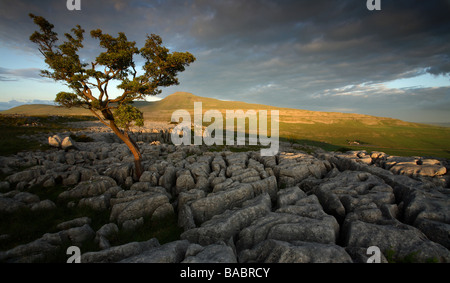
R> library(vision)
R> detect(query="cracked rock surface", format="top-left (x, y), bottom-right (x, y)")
top-left (1, 128), bottom-right (449, 263)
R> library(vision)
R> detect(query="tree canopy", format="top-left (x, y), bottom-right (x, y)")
top-left (29, 14), bottom-right (196, 177)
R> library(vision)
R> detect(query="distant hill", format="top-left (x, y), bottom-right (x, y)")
top-left (1, 101), bottom-right (152, 116)
top-left (2, 92), bottom-right (450, 158)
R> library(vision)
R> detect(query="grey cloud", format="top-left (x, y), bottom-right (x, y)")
top-left (0, 67), bottom-right (44, 81)
top-left (1, 0), bottom-right (450, 122)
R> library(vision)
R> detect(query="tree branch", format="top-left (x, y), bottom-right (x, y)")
top-left (88, 108), bottom-right (110, 127)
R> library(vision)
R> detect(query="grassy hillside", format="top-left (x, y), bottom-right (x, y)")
top-left (2, 92), bottom-right (449, 158)
top-left (1, 104), bottom-right (92, 116)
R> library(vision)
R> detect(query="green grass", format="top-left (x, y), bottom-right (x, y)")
top-left (0, 114), bottom-right (95, 156)
top-left (384, 248), bottom-right (439, 263)
top-left (2, 92), bottom-right (450, 159)
top-left (280, 120), bottom-right (450, 159)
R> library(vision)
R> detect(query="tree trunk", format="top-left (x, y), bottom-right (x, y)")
top-left (108, 120), bottom-right (144, 180)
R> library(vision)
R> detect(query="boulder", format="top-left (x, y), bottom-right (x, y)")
top-left (30, 200), bottom-right (56, 211)
top-left (309, 171), bottom-right (395, 223)
top-left (81, 238), bottom-right (160, 263)
top-left (276, 186), bottom-right (307, 208)
top-left (343, 220), bottom-right (450, 263)
top-left (58, 175), bottom-right (117, 200)
top-left (95, 223), bottom-right (119, 250)
top-left (48, 135), bottom-right (62, 148)
top-left (104, 163), bottom-right (133, 185)
top-left (274, 152), bottom-right (329, 187)
top-left (110, 191), bottom-right (173, 227)
top-left (182, 242), bottom-right (237, 263)
top-left (181, 194), bottom-right (272, 246)
top-left (176, 171), bottom-right (196, 193)
top-left (61, 136), bottom-right (76, 150)
top-left (239, 239), bottom-right (353, 263)
top-left (59, 224), bottom-right (95, 247)
top-left (139, 171), bottom-right (160, 186)
top-left (56, 217), bottom-right (92, 231)
top-left (119, 240), bottom-right (190, 263)
top-left (6, 169), bottom-right (42, 185)
top-left (236, 211), bottom-right (339, 252)
top-left (0, 223), bottom-right (95, 263)
top-left (78, 194), bottom-right (111, 211)
top-left (390, 162), bottom-right (447, 178)
top-left (401, 187), bottom-right (450, 249)
top-left (190, 182), bottom-right (255, 224)
top-left (0, 197), bottom-right (27, 213)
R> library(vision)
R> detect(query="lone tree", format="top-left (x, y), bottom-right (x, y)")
top-left (29, 14), bottom-right (195, 178)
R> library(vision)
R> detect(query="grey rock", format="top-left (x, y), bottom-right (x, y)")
top-left (311, 171), bottom-right (396, 222)
top-left (59, 224), bottom-right (95, 247)
top-left (190, 182), bottom-right (255, 224)
top-left (58, 175), bottom-right (117, 200)
top-left (401, 187), bottom-right (450, 249)
top-left (277, 186), bottom-right (307, 208)
top-left (274, 152), bottom-right (329, 187)
top-left (6, 169), bottom-right (41, 185)
top-left (159, 165), bottom-right (177, 194)
top-left (78, 194), bottom-right (111, 211)
top-left (120, 240), bottom-right (190, 263)
top-left (230, 168), bottom-right (260, 183)
top-left (276, 194), bottom-right (336, 220)
top-left (181, 194), bottom-right (272, 246)
top-left (0, 235), bottom-right (61, 263)
top-left (139, 170), bottom-right (160, 186)
top-left (0, 223), bottom-right (94, 263)
top-left (236, 211), bottom-right (339, 252)
top-left (249, 175), bottom-right (278, 201)
top-left (183, 242), bottom-right (237, 263)
top-left (95, 223), bottom-right (119, 250)
top-left (0, 197), bottom-right (27, 213)
top-left (211, 155), bottom-right (226, 172)
top-left (414, 218), bottom-right (450, 250)
top-left (239, 239), bottom-right (353, 263)
top-left (345, 246), bottom-right (389, 263)
top-left (343, 220), bottom-right (450, 263)
top-left (151, 203), bottom-right (174, 220)
top-left (81, 238), bottom-right (160, 263)
top-left (63, 171), bottom-right (81, 186)
top-left (402, 188), bottom-right (450, 225)
top-left (176, 171), bottom-right (196, 193)
top-left (110, 191), bottom-right (171, 227)
top-left (56, 217), bottom-right (92, 231)
top-left (104, 163), bottom-right (133, 185)
top-left (122, 217), bottom-right (144, 232)
top-left (30, 199), bottom-right (56, 211)
top-left (13, 191), bottom-right (40, 204)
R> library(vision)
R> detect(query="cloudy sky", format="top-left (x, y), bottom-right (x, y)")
top-left (0, 0), bottom-right (449, 123)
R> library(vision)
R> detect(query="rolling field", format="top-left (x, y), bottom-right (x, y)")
top-left (2, 92), bottom-right (449, 159)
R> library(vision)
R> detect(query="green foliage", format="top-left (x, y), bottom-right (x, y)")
top-left (114, 104), bottom-right (144, 129)
top-left (55, 91), bottom-right (84, 108)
